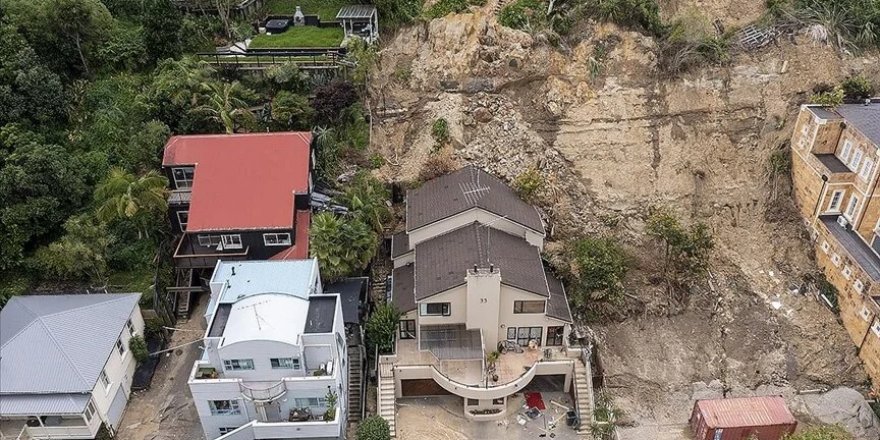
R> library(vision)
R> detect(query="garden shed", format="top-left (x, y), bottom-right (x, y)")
top-left (336, 5), bottom-right (378, 43)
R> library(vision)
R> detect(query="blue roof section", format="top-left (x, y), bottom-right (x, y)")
top-left (212, 259), bottom-right (318, 304)
top-left (0, 294), bottom-right (140, 395)
top-left (0, 394), bottom-right (91, 416)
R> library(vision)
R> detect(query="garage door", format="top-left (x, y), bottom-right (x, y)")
top-left (400, 379), bottom-right (453, 397)
top-left (106, 386), bottom-right (129, 430)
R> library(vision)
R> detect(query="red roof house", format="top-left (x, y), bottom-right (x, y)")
top-left (162, 132), bottom-right (313, 268)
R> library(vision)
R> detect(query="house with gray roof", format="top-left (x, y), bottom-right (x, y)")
top-left (0, 293), bottom-right (144, 439)
top-left (380, 166), bottom-right (574, 429)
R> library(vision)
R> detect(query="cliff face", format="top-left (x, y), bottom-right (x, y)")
top-left (369, 4), bottom-right (880, 437)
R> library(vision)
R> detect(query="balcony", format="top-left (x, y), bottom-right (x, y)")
top-left (0, 415), bottom-right (98, 440)
top-left (173, 235), bottom-right (249, 269)
top-left (168, 189), bottom-right (191, 206)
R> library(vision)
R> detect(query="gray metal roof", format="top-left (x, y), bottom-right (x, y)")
top-left (835, 103), bottom-right (880, 147)
top-left (545, 269), bottom-right (573, 323)
top-left (391, 264), bottom-right (416, 313)
top-left (414, 222), bottom-right (549, 300)
top-left (336, 5), bottom-right (376, 19)
top-left (406, 166), bottom-right (545, 234)
top-left (0, 294), bottom-right (140, 395)
top-left (0, 393), bottom-right (91, 416)
top-left (807, 106), bottom-right (841, 120)
top-left (391, 231), bottom-right (411, 258)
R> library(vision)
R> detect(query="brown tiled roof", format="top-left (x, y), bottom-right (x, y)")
top-left (414, 223), bottom-right (549, 300)
top-left (391, 264), bottom-right (416, 313)
top-left (391, 231), bottom-right (410, 258)
top-left (406, 166), bottom-right (545, 234)
top-left (544, 269), bottom-right (573, 323)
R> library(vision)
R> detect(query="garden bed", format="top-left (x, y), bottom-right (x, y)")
top-left (250, 26), bottom-right (344, 49)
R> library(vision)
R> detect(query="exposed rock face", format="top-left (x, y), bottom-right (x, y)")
top-left (369, 7), bottom-right (880, 439)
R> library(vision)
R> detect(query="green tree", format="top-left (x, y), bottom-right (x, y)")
top-left (142, 0), bottom-right (182, 64)
top-left (841, 75), bottom-right (875, 103)
top-left (309, 212), bottom-right (377, 281)
top-left (311, 80), bottom-right (358, 125)
top-left (365, 303), bottom-right (401, 355)
top-left (0, 25), bottom-right (68, 127)
top-left (566, 237), bottom-right (630, 312)
top-left (271, 91), bottom-right (313, 131)
top-left (645, 207), bottom-right (713, 300)
top-left (784, 425), bottom-right (853, 440)
top-left (45, 0), bottom-right (114, 77)
top-left (357, 415), bottom-right (392, 440)
top-left (192, 81), bottom-right (257, 134)
top-left (340, 172), bottom-right (391, 233)
top-left (265, 62), bottom-right (309, 95)
top-left (143, 57), bottom-right (217, 133)
top-left (33, 214), bottom-right (113, 283)
top-left (129, 335), bottom-right (149, 363)
top-left (94, 168), bottom-right (168, 239)
top-left (313, 126), bottom-right (341, 182)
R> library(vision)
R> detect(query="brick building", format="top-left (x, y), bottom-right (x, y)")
top-left (790, 100), bottom-right (880, 386)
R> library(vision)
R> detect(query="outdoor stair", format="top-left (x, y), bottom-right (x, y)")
top-left (378, 362), bottom-right (397, 438)
top-left (369, 258), bottom-right (391, 303)
top-left (574, 360), bottom-right (594, 437)
top-left (493, 0), bottom-right (510, 14)
top-left (347, 345), bottom-right (364, 423)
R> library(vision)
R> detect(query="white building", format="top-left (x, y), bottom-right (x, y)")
top-left (0, 294), bottom-right (144, 439)
top-left (189, 259), bottom-right (348, 440)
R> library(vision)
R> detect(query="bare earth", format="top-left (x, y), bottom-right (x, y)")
top-left (115, 297), bottom-right (207, 440)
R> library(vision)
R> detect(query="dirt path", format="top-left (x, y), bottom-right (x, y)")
top-left (116, 296), bottom-right (207, 440)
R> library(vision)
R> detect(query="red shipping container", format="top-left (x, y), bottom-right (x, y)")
top-left (689, 396), bottom-right (798, 440)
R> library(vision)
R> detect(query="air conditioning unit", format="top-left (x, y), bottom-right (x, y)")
top-left (838, 216), bottom-right (849, 228)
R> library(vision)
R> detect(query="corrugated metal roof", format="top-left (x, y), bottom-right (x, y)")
top-left (0, 393), bottom-right (90, 416)
top-left (0, 294), bottom-right (140, 395)
top-left (336, 5), bottom-right (376, 19)
top-left (406, 166), bottom-right (545, 234)
top-left (695, 396), bottom-right (796, 429)
top-left (414, 222), bottom-right (549, 300)
top-left (213, 259), bottom-right (318, 304)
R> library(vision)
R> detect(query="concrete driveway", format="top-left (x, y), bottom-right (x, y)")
top-left (115, 295), bottom-right (207, 440)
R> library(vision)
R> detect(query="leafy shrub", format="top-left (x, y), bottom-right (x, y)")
top-left (425, 0), bottom-right (471, 19)
top-left (565, 237), bottom-right (629, 313)
top-left (783, 425), bottom-right (853, 440)
top-left (657, 16), bottom-right (731, 75)
top-left (340, 172), bottom-right (392, 233)
top-left (841, 75), bottom-right (875, 103)
top-left (312, 80), bottom-right (359, 125)
top-left (323, 389), bottom-right (338, 421)
top-left (513, 167), bottom-right (543, 203)
top-left (366, 303), bottom-right (401, 354)
top-left (418, 153), bottom-right (458, 182)
top-left (357, 415), bottom-right (392, 440)
top-left (309, 212), bottom-right (378, 281)
top-left (271, 91), bottom-right (313, 131)
top-left (645, 207), bottom-right (713, 298)
top-left (129, 335), bottom-right (149, 364)
top-left (586, 0), bottom-right (665, 36)
top-left (810, 86), bottom-right (845, 107)
top-left (431, 118), bottom-right (449, 144)
top-left (499, 0), bottom-right (546, 30)
top-left (371, 0), bottom-right (424, 27)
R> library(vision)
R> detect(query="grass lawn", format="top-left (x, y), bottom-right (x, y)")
top-left (108, 268), bottom-right (155, 305)
top-left (250, 26), bottom-right (344, 48)
top-left (265, 0), bottom-right (352, 22)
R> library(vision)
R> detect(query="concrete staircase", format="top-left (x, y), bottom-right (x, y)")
top-left (574, 359), bottom-right (594, 437)
top-left (347, 345), bottom-right (364, 423)
top-left (378, 363), bottom-right (397, 437)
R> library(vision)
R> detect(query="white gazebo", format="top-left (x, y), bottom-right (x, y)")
top-left (336, 5), bottom-right (379, 43)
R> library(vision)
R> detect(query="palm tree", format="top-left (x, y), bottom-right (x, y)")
top-left (95, 168), bottom-right (168, 238)
top-left (310, 212), bottom-right (377, 281)
top-left (192, 81), bottom-right (256, 134)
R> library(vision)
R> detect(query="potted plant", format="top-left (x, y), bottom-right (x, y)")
top-left (323, 388), bottom-right (338, 422)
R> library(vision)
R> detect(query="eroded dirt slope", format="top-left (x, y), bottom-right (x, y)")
top-left (369, 5), bottom-right (880, 438)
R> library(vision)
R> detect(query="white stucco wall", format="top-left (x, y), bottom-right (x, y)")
top-left (90, 305), bottom-right (145, 430)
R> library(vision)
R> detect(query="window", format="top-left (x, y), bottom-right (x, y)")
top-left (861, 306), bottom-right (872, 322)
top-left (872, 320), bottom-right (880, 338)
top-left (116, 338), bottom-right (126, 356)
top-left (270, 358), bottom-right (297, 369)
top-left (861, 158), bottom-right (875, 180)
top-left (546, 326), bottom-right (565, 346)
top-left (220, 234), bottom-right (243, 250)
top-left (466, 399), bottom-right (479, 406)
top-left (177, 211), bottom-right (189, 231)
top-left (293, 397), bottom-right (327, 408)
top-left (172, 167), bottom-right (195, 189)
top-left (840, 140), bottom-right (853, 162)
top-left (492, 398), bottom-right (505, 405)
top-left (198, 235), bottom-right (221, 247)
top-left (223, 359), bottom-right (255, 371)
top-left (420, 303), bottom-right (450, 316)
top-left (821, 240), bottom-right (830, 254)
top-left (507, 327), bottom-right (543, 346)
top-left (84, 400), bottom-right (96, 422)
top-left (845, 195), bottom-right (860, 220)
top-left (828, 190), bottom-right (844, 212)
top-left (209, 400), bottom-right (241, 416)
top-left (855, 279), bottom-right (864, 294)
top-left (843, 266), bottom-right (852, 279)
top-left (399, 320), bottom-right (416, 339)
top-left (513, 300), bottom-right (545, 314)
top-left (263, 233), bottom-right (292, 246)
top-left (831, 253), bottom-right (841, 267)
top-left (219, 428), bottom-right (240, 435)
top-left (849, 148), bottom-right (864, 171)
top-left (126, 318), bottom-right (136, 336)
top-left (99, 370), bottom-right (110, 390)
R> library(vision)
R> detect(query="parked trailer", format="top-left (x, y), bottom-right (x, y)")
top-left (690, 396), bottom-right (797, 440)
